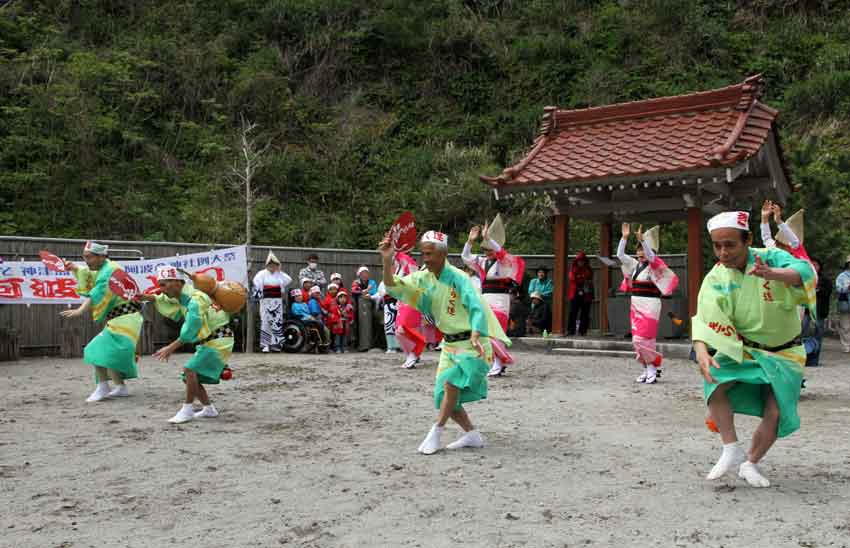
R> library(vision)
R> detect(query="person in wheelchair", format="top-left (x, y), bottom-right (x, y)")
top-left (290, 288), bottom-right (330, 350)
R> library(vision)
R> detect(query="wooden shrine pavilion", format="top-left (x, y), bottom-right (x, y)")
top-left (481, 74), bottom-right (793, 334)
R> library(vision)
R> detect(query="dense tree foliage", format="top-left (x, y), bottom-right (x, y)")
top-left (1, 0), bottom-right (849, 268)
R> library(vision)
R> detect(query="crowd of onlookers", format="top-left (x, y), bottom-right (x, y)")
top-left (260, 253), bottom-right (571, 352)
top-left (255, 249), bottom-right (850, 363)
top-left (279, 253), bottom-right (389, 352)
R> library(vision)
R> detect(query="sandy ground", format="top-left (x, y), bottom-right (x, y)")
top-left (2, 341), bottom-right (850, 548)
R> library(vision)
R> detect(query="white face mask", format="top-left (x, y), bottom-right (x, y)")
top-left (308, 262), bottom-right (317, 270)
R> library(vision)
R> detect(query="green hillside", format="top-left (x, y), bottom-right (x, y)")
top-left (1, 0), bottom-right (849, 265)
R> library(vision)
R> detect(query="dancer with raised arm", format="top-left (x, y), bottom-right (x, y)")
top-left (693, 211), bottom-right (815, 487)
top-left (616, 224), bottom-right (679, 384)
top-left (462, 215), bottom-right (525, 377)
top-left (381, 230), bottom-right (510, 454)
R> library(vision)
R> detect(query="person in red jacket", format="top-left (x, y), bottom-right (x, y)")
top-left (329, 290), bottom-right (354, 353)
top-left (322, 283), bottom-right (340, 319)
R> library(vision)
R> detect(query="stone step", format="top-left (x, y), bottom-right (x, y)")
top-left (514, 336), bottom-right (692, 359)
top-left (552, 347), bottom-right (636, 359)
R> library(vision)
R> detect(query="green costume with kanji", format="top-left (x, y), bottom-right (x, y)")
top-left (692, 247), bottom-right (816, 437)
top-left (386, 263), bottom-right (510, 410)
top-left (75, 260), bottom-right (143, 381)
top-left (154, 285), bottom-right (233, 384)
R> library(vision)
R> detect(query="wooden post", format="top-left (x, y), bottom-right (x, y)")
top-left (0, 327), bottom-right (20, 362)
top-left (60, 325), bottom-right (83, 359)
top-left (552, 214), bottom-right (570, 335)
top-left (687, 207), bottom-right (704, 319)
top-left (245, 245), bottom-right (254, 354)
top-left (599, 222), bottom-right (612, 335)
top-left (140, 305), bottom-right (155, 356)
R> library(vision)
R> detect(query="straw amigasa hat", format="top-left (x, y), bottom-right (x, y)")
top-left (775, 209), bottom-right (804, 246)
top-left (265, 251), bottom-right (281, 265)
top-left (180, 269), bottom-right (247, 314)
top-left (644, 226), bottom-right (660, 252)
top-left (481, 213), bottom-right (506, 250)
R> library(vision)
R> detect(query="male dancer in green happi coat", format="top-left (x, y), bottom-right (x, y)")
top-left (693, 211), bottom-right (816, 488)
top-left (379, 230), bottom-right (510, 455)
top-left (137, 266), bottom-right (234, 424)
top-left (60, 241), bottom-right (143, 402)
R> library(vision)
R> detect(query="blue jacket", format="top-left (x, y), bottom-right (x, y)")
top-left (291, 302), bottom-right (313, 320)
top-left (307, 297), bottom-right (323, 317)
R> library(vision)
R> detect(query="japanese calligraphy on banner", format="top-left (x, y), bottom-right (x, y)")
top-left (0, 246), bottom-right (248, 305)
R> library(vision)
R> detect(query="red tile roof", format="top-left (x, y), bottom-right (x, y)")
top-left (481, 75), bottom-right (778, 188)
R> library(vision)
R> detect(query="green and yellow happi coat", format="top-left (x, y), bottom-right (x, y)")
top-left (75, 260), bottom-right (143, 380)
top-left (692, 247), bottom-right (816, 438)
top-left (387, 262), bottom-right (510, 410)
top-left (154, 285), bottom-right (233, 384)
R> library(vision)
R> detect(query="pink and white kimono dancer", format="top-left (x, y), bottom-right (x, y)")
top-left (617, 238), bottom-right (679, 382)
top-left (462, 238), bottom-right (526, 375)
top-left (393, 252), bottom-right (426, 368)
top-left (760, 219), bottom-right (816, 279)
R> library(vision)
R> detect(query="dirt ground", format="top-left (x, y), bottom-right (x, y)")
top-left (2, 340), bottom-right (849, 548)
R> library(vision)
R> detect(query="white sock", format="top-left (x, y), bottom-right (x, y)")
top-left (707, 441), bottom-right (745, 480)
top-left (181, 403), bottom-right (194, 413)
top-left (739, 460), bottom-right (770, 488)
top-left (646, 364), bottom-right (657, 376)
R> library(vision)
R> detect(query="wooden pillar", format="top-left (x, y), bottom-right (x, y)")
top-left (0, 327), bottom-right (20, 362)
top-left (552, 214), bottom-right (570, 335)
top-left (60, 325), bottom-right (83, 359)
top-left (599, 222), bottom-right (612, 335)
top-left (687, 207), bottom-right (704, 319)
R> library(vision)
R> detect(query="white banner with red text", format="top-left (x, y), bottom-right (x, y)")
top-left (0, 245), bottom-right (248, 305)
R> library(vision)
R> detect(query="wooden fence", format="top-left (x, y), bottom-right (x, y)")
top-left (0, 235), bottom-right (688, 357)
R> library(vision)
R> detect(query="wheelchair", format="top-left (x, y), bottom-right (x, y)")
top-left (281, 316), bottom-right (331, 354)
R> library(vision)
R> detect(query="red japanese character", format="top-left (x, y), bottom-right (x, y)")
top-left (0, 277), bottom-right (25, 298)
top-left (30, 278), bottom-right (79, 299)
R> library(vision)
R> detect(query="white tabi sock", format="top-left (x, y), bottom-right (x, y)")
top-left (86, 381), bottom-right (112, 402)
top-left (168, 403), bottom-right (196, 424)
top-left (108, 384), bottom-right (129, 397)
top-left (706, 442), bottom-right (746, 480)
top-left (194, 404), bottom-right (219, 418)
top-left (418, 424), bottom-right (444, 455)
top-left (446, 429), bottom-right (485, 450)
top-left (401, 352), bottom-right (418, 369)
top-left (739, 460), bottom-right (770, 488)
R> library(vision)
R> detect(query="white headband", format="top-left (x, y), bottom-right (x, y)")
top-left (707, 211), bottom-right (750, 233)
top-left (156, 266), bottom-right (183, 282)
top-left (84, 240), bottom-right (108, 255)
top-left (420, 230), bottom-right (448, 249)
